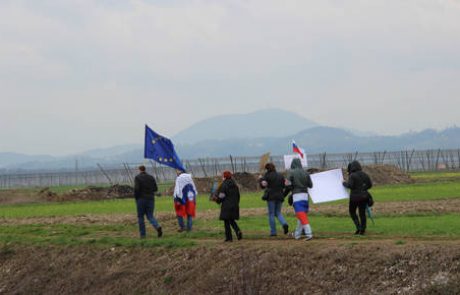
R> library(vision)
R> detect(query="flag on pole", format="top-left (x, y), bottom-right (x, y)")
top-left (292, 140), bottom-right (305, 159)
top-left (144, 125), bottom-right (186, 172)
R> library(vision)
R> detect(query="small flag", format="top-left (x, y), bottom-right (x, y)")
top-left (144, 125), bottom-right (186, 172)
top-left (292, 140), bottom-right (305, 159)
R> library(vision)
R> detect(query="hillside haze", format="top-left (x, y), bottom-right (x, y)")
top-left (173, 109), bottom-right (318, 144)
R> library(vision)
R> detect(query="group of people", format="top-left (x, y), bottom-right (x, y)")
top-left (133, 159), bottom-right (373, 241)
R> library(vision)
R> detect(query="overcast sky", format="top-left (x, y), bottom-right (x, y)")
top-left (1, 0), bottom-right (460, 155)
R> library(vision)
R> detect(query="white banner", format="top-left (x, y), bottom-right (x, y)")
top-left (308, 169), bottom-right (349, 204)
top-left (284, 154), bottom-right (308, 170)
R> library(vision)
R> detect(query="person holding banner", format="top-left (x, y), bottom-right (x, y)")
top-left (211, 171), bottom-right (242, 242)
top-left (259, 163), bottom-right (289, 236)
top-left (285, 158), bottom-right (314, 241)
top-left (173, 170), bottom-right (198, 232)
top-left (342, 160), bottom-right (373, 235)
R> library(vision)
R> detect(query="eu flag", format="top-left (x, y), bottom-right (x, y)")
top-left (144, 125), bottom-right (186, 172)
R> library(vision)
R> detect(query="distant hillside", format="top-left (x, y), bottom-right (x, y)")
top-left (2, 126), bottom-right (460, 171)
top-left (173, 108), bottom-right (318, 144)
top-left (176, 126), bottom-right (460, 158)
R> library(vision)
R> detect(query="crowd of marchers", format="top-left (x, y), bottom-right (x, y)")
top-left (133, 160), bottom-right (372, 242)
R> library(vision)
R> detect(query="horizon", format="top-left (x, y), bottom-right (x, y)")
top-left (1, 107), bottom-right (459, 158)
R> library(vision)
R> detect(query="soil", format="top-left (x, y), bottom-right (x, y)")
top-left (0, 241), bottom-right (459, 295)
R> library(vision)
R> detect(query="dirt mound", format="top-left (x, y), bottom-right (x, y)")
top-left (1, 242), bottom-right (459, 295)
top-left (309, 164), bottom-right (414, 186)
top-left (362, 164), bottom-right (414, 185)
top-left (43, 185), bottom-right (134, 202)
top-left (166, 173), bottom-right (261, 195)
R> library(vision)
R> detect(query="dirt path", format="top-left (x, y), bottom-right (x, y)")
top-left (2, 198), bottom-right (459, 226)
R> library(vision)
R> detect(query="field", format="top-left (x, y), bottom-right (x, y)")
top-left (1, 171), bottom-right (460, 294)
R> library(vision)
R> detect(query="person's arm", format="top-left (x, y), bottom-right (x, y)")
top-left (306, 173), bottom-right (313, 189)
top-left (364, 174), bottom-right (373, 190)
top-left (343, 174), bottom-right (355, 189)
top-left (259, 173), bottom-right (268, 189)
top-left (152, 177), bottom-right (158, 193)
top-left (134, 176), bottom-right (140, 199)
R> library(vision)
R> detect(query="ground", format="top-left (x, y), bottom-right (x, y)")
top-left (0, 169), bottom-right (459, 294)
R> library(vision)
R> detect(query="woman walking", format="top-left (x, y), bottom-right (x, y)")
top-left (259, 163), bottom-right (289, 236)
top-left (286, 158), bottom-right (313, 241)
top-left (213, 171), bottom-right (242, 242)
top-left (343, 160), bottom-right (373, 235)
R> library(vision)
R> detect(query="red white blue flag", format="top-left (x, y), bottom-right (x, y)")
top-left (292, 140), bottom-right (305, 159)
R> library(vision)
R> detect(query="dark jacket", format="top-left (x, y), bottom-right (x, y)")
top-left (343, 161), bottom-right (372, 202)
top-left (134, 172), bottom-right (158, 200)
top-left (216, 178), bottom-right (240, 220)
top-left (260, 170), bottom-right (285, 202)
top-left (287, 158), bottom-right (313, 194)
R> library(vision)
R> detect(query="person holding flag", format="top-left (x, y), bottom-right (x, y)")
top-left (285, 158), bottom-right (314, 241)
top-left (144, 125), bottom-right (197, 232)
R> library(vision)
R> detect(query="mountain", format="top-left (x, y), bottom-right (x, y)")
top-left (2, 116), bottom-right (460, 171)
top-left (173, 108), bottom-right (318, 144)
top-left (0, 153), bottom-right (56, 169)
top-left (175, 126), bottom-right (460, 158)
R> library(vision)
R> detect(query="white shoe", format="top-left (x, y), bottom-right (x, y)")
top-left (305, 236), bottom-right (313, 241)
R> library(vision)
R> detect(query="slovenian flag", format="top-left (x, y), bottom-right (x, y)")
top-left (292, 140), bottom-right (305, 159)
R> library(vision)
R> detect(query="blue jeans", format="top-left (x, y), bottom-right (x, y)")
top-left (267, 200), bottom-right (287, 235)
top-left (136, 198), bottom-right (160, 237)
top-left (177, 215), bottom-right (193, 231)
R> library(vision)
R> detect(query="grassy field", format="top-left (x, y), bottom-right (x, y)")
top-left (1, 181), bottom-right (460, 218)
top-left (1, 171), bottom-right (459, 249)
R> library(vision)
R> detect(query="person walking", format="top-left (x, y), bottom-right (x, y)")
top-left (259, 163), bottom-right (289, 236)
top-left (212, 171), bottom-right (242, 242)
top-left (173, 170), bottom-right (197, 232)
top-left (286, 158), bottom-right (314, 241)
top-left (134, 165), bottom-right (162, 239)
top-left (343, 160), bottom-right (373, 235)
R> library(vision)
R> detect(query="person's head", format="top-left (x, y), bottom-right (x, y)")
top-left (265, 163), bottom-right (276, 172)
top-left (223, 170), bottom-right (233, 180)
top-left (290, 158), bottom-right (302, 170)
top-left (138, 165), bottom-right (146, 173)
top-left (347, 160), bottom-right (362, 174)
top-left (175, 169), bottom-right (185, 176)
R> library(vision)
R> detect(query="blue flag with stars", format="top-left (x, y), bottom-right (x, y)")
top-left (144, 125), bottom-right (186, 172)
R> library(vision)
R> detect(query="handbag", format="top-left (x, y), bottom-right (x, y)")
top-left (367, 191), bottom-right (374, 207)
top-left (261, 190), bottom-right (269, 201)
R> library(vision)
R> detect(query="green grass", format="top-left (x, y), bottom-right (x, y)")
top-left (1, 214), bottom-right (459, 249)
top-left (0, 223), bottom-right (194, 248)
top-left (1, 181), bottom-right (460, 218)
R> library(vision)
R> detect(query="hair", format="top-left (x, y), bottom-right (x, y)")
top-left (223, 170), bottom-right (233, 179)
top-left (138, 165), bottom-right (146, 172)
top-left (265, 163), bottom-right (276, 172)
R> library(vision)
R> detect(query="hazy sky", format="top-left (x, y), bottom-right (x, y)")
top-left (1, 0), bottom-right (460, 155)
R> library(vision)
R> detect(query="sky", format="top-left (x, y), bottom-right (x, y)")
top-left (1, 0), bottom-right (460, 155)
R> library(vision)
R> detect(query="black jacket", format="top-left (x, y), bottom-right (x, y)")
top-left (134, 172), bottom-right (158, 200)
top-left (217, 178), bottom-right (240, 220)
top-left (343, 161), bottom-right (372, 202)
top-left (260, 170), bottom-right (286, 202)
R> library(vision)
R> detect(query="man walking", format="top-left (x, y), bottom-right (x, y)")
top-left (134, 165), bottom-right (163, 238)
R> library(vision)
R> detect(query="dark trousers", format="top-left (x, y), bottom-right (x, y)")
top-left (349, 200), bottom-right (367, 231)
top-left (224, 219), bottom-right (240, 241)
top-left (136, 198), bottom-right (160, 237)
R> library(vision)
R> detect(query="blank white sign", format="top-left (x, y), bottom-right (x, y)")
top-left (308, 169), bottom-right (349, 204)
top-left (283, 154), bottom-right (308, 170)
